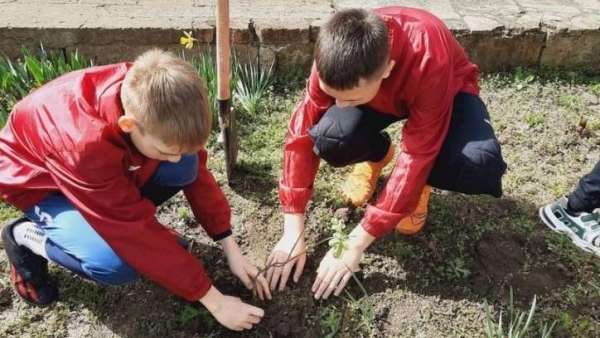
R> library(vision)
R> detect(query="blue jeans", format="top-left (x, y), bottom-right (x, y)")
top-left (24, 154), bottom-right (199, 285)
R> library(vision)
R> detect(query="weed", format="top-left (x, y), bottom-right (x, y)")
top-left (235, 59), bottom-right (273, 115)
top-left (319, 304), bottom-right (343, 338)
top-left (329, 218), bottom-right (349, 259)
top-left (524, 112), bottom-right (545, 128)
top-left (557, 94), bottom-right (585, 112)
top-left (513, 67), bottom-right (536, 91)
top-left (559, 312), bottom-right (593, 337)
top-left (177, 206), bottom-right (192, 224)
top-left (484, 289), bottom-right (556, 338)
top-left (0, 45), bottom-right (92, 127)
top-left (345, 291), bottom-right (375, 336)
top-left (177, 304), bottom-right (216, 329)
top-left (180, 49), bottom-right (239, 129)
top-left (438, 256), bottom-right (471, 281)
top-left (590, 83), bottom-right (600, 97)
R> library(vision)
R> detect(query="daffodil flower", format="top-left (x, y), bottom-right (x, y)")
top-left (180, 31), bottom-right (197, 49)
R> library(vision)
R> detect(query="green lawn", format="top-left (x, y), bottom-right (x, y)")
top-left (1, 62), bottom-right (600, 337)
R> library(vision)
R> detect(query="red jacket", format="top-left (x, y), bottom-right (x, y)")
top-left (279, 7), bottom-right (480, 237)
top-left (0, 63), bottom-right (231, 301)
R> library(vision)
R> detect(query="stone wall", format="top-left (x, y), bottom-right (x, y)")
top-left (1, 0), bottom-right (599, 73)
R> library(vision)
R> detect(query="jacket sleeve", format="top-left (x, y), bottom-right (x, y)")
top-left (183, 148), bottom-right (232, 240)
top-left (279, 64), bottom-right (333, 213)
top-left (46, 140), bottom-right (212, 301)
top-left (361, 55), bottom-right (456, 238)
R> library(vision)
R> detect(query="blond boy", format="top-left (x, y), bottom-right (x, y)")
top-left (0, 50), bottom-right (268, 331)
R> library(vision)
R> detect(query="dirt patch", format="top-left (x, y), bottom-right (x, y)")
top-left (510, 266), bottom-right (570, 301)
top-left (474, 231), bottom-right (526, 283)
top-left (472, 230), bottom-right (570, 303)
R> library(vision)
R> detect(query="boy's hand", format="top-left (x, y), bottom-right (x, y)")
top-left (221, 237), bottom-right (271, 301)
top-left (200, 286), bottom-right (264, 331)
top-left (312, 246), bottom-right (362, 299)
top-left (312, 224), bottom-right (375, 299)
top-left (266, 213), bottom-right (306, 291)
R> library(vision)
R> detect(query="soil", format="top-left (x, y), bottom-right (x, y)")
top-left (1, 72), bottom-right (600, 337)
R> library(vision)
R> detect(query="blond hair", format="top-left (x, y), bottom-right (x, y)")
top-left (121, 49), bottom-right (211, 152)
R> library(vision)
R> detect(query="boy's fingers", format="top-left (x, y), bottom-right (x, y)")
top-left (278, 261), bottom-right (294, 291)
top-left (269, 265), bottom-right (282, 290)
top-left (255, 282), bottom-right (264, 300)
top-left (334, 272), bottom-right (352, 296)
top-left (247, 304), bottom-right (265, 318)
top-left (239, 273), bottom-right (253, 290)
top-left (240, 322), bottom-right (252, 330)
top-left (312, 269), bottom-right (325, 293)
top-left (315, 269), bottom-right (337, 299)
top-left (254, 277), bottom-right (265, 300)
top-left (248, 314), bottom-right (262, 324)
top-left (257, 275), bottom-right (271, 300)
top-left (323, 270), bottom-right (344, 299)
top-left (265, 263), bottom-right (275, 285)
top-left (293, 255), bottom-right (306, 283)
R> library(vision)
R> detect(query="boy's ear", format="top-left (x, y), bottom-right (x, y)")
top-left (117, 115), bottom-right (137, 133)
top-left (381, 59), bottom-right (396, 79)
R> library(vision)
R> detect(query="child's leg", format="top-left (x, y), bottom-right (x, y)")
top-left (24, 194), bottom-right (138, 285)
top-left (427, 92), bottom-right (507, 197)
top-left (12, 154), bottom-right (199, 286)
top-left (308, 105), bottom-right (398, 206)
top-left (539, 161), bottom-right (600, 257)
top-left (567, 160), bottom-right (600, 213)
top-left (396, 93), bottom-right (506, 235)
top-left (308, 105), bottom-right (398, 167)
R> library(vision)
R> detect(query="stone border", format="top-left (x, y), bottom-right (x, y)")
top-left (1, 1), bottom-right (599, 73)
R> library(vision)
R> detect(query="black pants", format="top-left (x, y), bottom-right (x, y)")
top-left (568, 160), bottom-right (600, 213)
top-left (308, 92), bottom-right (507, 197)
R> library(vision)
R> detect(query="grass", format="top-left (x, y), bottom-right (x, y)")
top-left (0, 45), bottom-right (93, 125)
top-left (1, 52), bottom-right (600, 336)
top-left (180, 49), bottom-right (274, 129)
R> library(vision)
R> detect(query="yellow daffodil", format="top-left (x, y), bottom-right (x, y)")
top-left (180, 31), bottom-right (197, 49)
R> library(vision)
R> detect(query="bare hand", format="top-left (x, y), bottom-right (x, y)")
top-left (266, 231), bottom-right (306, 291)
top-left (200, 286), bottom-right (264, 331)
top-left (222, 238), bottom-right (271, 300)
top-left (312, 246), bottom-right (363, 300)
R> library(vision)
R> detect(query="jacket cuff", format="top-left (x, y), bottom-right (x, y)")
top-left (360, 205), bottom-right (406, 238)
top-left (187, 276), bottom-right (213, 302)
top-left (203, 212), bottom-right (231, 240)
top-left (211, 229), bottom-right (232, 241)
top-left (279, 181), bottom-right (312, 214)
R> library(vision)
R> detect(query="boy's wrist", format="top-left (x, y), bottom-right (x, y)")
top-left (199, 285), bottom-right (223, 313)
top-left (348, 224), bottom-right (375, 251)
top-left (219, 236), bottom-right (240, 257)
top-left (283, 213), bottom-right (305, 236)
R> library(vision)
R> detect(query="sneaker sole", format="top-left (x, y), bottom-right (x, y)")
top-left (539, 205), bottom-right (600, 258)
top-left (2, 218), bottom-right (58, 307)
top-left (10, 265), bottom-right (57, 308)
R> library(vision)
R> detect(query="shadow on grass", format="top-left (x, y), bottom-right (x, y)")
top-left (228, 159), bottom-right (279, 206)
top-left (337, 189), bottom-right (599, 336)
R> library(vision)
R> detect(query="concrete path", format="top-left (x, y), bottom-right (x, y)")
top-left (1, 0), bottom-right (599, 72)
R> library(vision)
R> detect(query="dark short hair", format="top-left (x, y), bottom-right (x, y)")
top-left (315, 9), bottom-right (389, 90)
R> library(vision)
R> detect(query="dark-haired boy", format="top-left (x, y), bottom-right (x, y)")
top-left (266, 7), bottom-right (507, 298)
